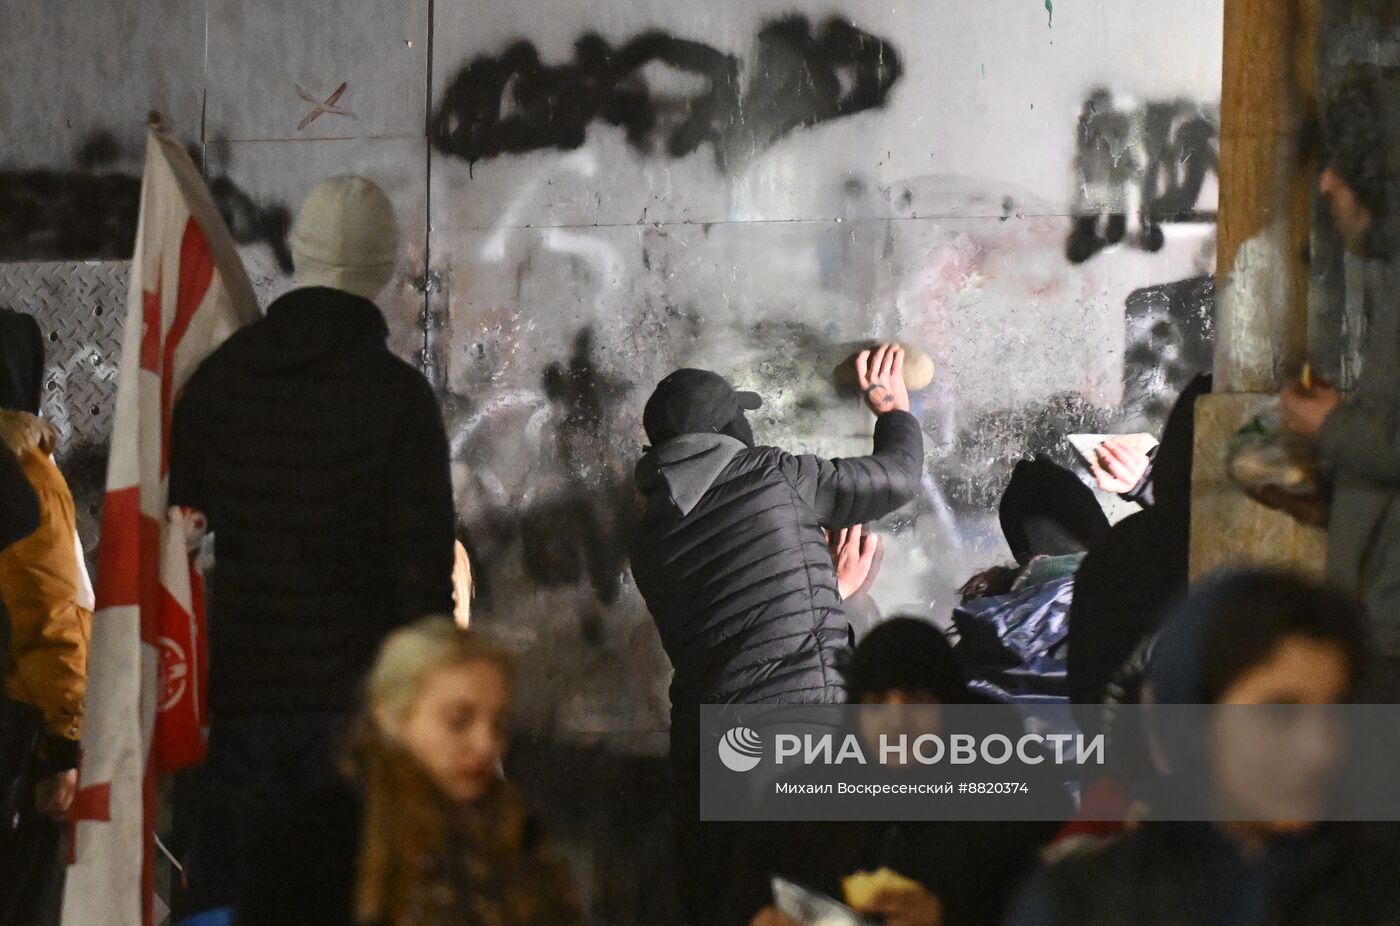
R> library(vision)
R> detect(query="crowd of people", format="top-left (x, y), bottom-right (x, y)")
top-left (1, 62), bottom-right (1399, 926)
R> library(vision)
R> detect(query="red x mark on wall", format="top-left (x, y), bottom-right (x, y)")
top-left (297, 82), bottom-right (357, 131)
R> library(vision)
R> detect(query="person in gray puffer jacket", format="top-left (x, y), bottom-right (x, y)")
top-left (1274, 67), bottom-right (1400, 699)
top-left (629, 344), bottom-right (924, 764)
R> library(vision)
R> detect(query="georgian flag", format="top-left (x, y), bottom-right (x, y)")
top-left (62, 119), bottom-right (259, 926)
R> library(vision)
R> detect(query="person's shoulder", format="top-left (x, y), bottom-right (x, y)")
top-left (741, 444), bottom-right (799, 468)
top-left (179, 319), bottom-right (265, 392)
top-left (18, 447), bottom-right (71, 501)
top-left (359, 345), bottom-right (436, 395)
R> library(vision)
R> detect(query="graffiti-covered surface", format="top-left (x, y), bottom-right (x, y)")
top-left (0, 1), bottom-right (1224, 917)
top-left (428, 0), bottom-right (1222, 740)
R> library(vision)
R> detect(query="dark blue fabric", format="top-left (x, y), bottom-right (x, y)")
top-left (952, 576), bottom-right (1073, 704)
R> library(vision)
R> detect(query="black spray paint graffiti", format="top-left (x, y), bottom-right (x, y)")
top-left (430, 15), bottom-right (902, 172)
top-left (0, 133), bottom-right (293, 268)
top-left (1067, 89), bottom-right (1219, 264)
top-left (1121, 274), bottom-right (1215, 428)
top-left (940, 392), bottom-right (1115, 513)
top-left (456, 328), bottom-right (635, 625)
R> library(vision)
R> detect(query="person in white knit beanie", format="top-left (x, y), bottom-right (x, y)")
top-left (169, 173), bottom-right (454, 917)
top-left (289, 175), bottom-right (400, 300)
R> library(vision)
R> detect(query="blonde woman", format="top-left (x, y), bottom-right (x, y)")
top-left (236, 617), bottom-right (579, 926)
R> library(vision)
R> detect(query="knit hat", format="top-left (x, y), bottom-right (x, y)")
top-left (290, 176), bottom-right (400, 300)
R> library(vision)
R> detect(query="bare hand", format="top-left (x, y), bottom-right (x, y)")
top-left (1089, 439), bottom-right (1152, 495)
top-left (749, 906), bottom-right (801, 926)
top-left (36, 769), bottom-right (78, 818)
top-left (854, 886), bottom-right (943, 926)
top-left (857, 344), bottom-right (912, 415)
top-left (1281, 377), bottom-right (1342, 440)
top-left (829, 524), bottom-right (880, 600)
top-left (1247, 485), bottom-right (1330, 527)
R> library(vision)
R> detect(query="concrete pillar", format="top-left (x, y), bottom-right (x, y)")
top-left (1191, 0), bottom-right (1327, 577)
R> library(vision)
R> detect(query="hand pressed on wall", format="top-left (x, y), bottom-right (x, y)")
top-left (1281, 377), bottom-right (1342, 440)
top-left (857, 343), bottom-right (911, 415)
top-left (830, 524), bottom-right (880, 600)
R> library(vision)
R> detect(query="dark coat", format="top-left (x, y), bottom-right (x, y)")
top-left (236, 781), bottom-right (362, 926)
top-left (1007, 822), bottom-right (1400, 926)
top-left (629, 411), bottom-right (924, 753)
top-left (169, 287), bottom-right (454, 717)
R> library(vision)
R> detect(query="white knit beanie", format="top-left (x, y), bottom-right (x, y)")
top-left (289, 176), bottom-right (400, 300)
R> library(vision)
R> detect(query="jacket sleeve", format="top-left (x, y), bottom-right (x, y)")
top-left (1317, 398), bottom-right (1400, 487)
top-left (385, 377), bottom-right (456, 626)
top-left (779, 410), bottom-right (924, 528)
top-left (1119, 447), bottom-right (1157, 507)
top-left (0, 448), bottom-right (38, 551)
top-left (0, 453), bottom-right (91, 769)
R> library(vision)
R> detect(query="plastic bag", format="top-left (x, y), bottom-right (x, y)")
top-left (952, 574), bottom-right (1073, 704)
top-left (771, 876), bottom-right (873, 926)
top-left (1224, 404), bottom-right (1318, 495)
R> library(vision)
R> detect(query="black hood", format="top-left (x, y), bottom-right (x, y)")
top-left (220, 286), bottom-right (390, 372)
top-left (0, 309), bottom-right (44, 414)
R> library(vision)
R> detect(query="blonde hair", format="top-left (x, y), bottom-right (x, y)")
top-left (364, 615), bottom-right (508, 728)
top-left (353, 617), bottom-right (516, 925)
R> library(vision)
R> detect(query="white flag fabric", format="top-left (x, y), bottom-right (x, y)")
top-left (61, 121), bottom-right (259, 926)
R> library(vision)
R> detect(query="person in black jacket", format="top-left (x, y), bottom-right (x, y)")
top-left (631, 345), bottom-right (924, 757)
top-left (170, 176), bottom-right (455, 915)
top-left (631, 344), bottom-right (923, 925)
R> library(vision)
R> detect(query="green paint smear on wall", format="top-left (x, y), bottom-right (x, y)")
top-left (1045, 0), bottom-right (1054, 28)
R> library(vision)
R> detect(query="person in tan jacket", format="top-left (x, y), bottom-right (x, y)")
top-left (0, 410), bottom-right (93, 793)
top-left (0, 309), bottom-right (93, 926)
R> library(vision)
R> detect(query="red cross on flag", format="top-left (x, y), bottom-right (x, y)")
top-left (61, 118), bottom-right (259, 926)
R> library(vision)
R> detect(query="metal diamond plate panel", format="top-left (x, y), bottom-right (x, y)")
top-left (0, 260), bottom-right (129, 553)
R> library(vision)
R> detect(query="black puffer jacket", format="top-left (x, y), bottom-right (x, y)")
top-left (629, 411), bottom-right (923, 743)
top-left (169, 287), bottom-right (454, 717)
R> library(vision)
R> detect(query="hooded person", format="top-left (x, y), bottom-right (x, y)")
top-left (1067, 373), bottom-right (1210, 723)
top-left (169, 175), bottom-right (455, 916)
top-left (1275, 67), bottom-right (1400, 699)
top-left (1007, 569), bottom-right (1400, 926)
top-left (998, 454), bottom-right (1111, 565)
top-left (629, 350), bottom-right (924, 763)
top-left (0, 309), bottom-right (94, 926)
top-left (628, 346), bottom-right (924, 926)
